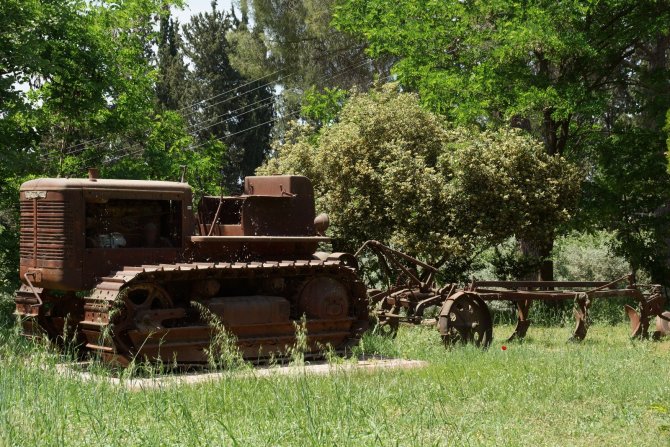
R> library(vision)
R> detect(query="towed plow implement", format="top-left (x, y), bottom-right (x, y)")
top-left (359, 240), bottom-right (669, 346)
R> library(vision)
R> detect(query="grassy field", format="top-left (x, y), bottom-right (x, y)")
top-left (0, 319), bottom-right (669, 446)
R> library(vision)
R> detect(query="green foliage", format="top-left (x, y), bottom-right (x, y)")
top-left (31, 0), bottom-right (178, 173)
top-left (0, 177), bottom-right (26, 294)
top-left (480, 232), bottom-right (642, 325)
top-left (259, 87), bottom-right (579, 277)
top-left (334, 1), bottom-right (669, 139)
top-left (227, 0), bottom-right (379, 137)
top-left (260, 86), bottom-right (452, 261)
top-left (548, 231), bottom-right (642, 326)
top-left (554, 231), bottom-right (637, 283)
top-left (1, 0), bottom-right (197, 181)
top-left (446, 127), bottom-right (582, 250)
top-left (0, 293), bottom-right (17, 332)
top-left (229, 0), bottom-right (373, 91)
top-left (156, 13), bottom-right (189, 111)
top-left (335, 0), bottom-right (670, 281)
top-left (486, 239), bottom-right (542, 282)
top-left (583, 129), bottom-right (670, 282)
top-left (301, 86), bottom-right (348, 126)
top-left (181, 1), bottom-right (274, 191)
top-left (0, 0), bottom-right (224, 290)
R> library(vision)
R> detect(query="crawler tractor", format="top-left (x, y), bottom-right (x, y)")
top-left (15, 172), bottom-right (375, 365)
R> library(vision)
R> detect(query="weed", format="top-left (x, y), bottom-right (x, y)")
top-left (289, 314), bottom-right (308, 366)
top-left (191, 301), bottom-right (245, 371)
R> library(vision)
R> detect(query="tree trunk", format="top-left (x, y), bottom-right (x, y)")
top-left (519, 237), bottom-right (554, 281)
top-left (641, 33), bottom-right (670, 131)
top-left (530, 108), bottom-right (564, 281)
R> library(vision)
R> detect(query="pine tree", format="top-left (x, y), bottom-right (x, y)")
top-left (182, 1), bottom-right (274, 191)
top-left (227, 0), bottom-right (377, 92)
top-left (156, 10), bottom-right (188, 111)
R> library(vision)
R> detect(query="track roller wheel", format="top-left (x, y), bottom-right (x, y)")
top-left (438, 292), bottom-right (492, 348)
top-left (111, 282), bottom-right (175, 354)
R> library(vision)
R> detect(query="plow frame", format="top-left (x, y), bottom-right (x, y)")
top-left (355, 240), bottom-right (668, 344)
top-left (467, 276), bottom-right (665, 341)
top-left (355, 241), bottom-right (457, 336)
top-left (356, 241), bottom-right (493, 346)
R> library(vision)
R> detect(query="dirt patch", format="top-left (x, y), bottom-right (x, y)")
top-left (55, 358), bottom-right (428, 390)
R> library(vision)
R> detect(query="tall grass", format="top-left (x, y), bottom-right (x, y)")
top-left (0, 310), bottom-right (669, 446)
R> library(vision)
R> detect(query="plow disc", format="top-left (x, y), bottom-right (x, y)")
top-left (656, 312), bottom-right (670, 337)
top-left (622, 285), bottom-right (667, 339)
top-left (625, 304), bottom-right (642, 338)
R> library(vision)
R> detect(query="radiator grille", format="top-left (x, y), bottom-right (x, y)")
top-left (20, 200), bottom-right (74, 262)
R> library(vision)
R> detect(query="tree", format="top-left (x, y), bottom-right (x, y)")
top-left (580, 32), bottom-right (670, 284)
top-left (228, 0), bottom-right (376, 91)
top-left (0, 0), bottom-right (216, 292)
top-left (157, 12), bottom-right (188, 111)
top-left (182, 1), bottom-right (274, 191)
top-left (582, 129), bottom-right (670, 282)
top-left (1, 0), bottom-right (137, 292)
top-left (226, 0), bottom-right (391, 140)
top-left (258, 87), bottom-right (580, 279)
top-left (334, 0), bottom-right (670, 281)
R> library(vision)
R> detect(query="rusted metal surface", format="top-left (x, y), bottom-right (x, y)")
top-left (19, 177), bottom-right (192, 290)
top-left (655, 312), bottom-right (670, 337)
top-left (621, 284), bottom-right (667, 339)
top-left (15, 175), bottom-right (368, 365)
top-left (356, 240), bottom-right (493, 346)
top-left (358, 240), bottom-right (666, 345)
top-left (438, 291), bottom-right (492, 347)
top-left (466, 275), bottom-right (664, 341)
top-left (79, 260), bottom-right (368, 365)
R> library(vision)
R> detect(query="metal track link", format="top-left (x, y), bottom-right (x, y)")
top-left (80, 259), bottom-right (368, 365)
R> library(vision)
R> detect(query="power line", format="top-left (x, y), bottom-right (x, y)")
top-left (103, 147), bottom-right (145, 165)
top-left (189, 110), bottom-right (300, 152)
top-left (41, 85), bottom-right (277, 163)
top-left (41, 95), bottom-right (274, 164)
top-left (76, 101), bottom-right (283, 166)
top-left (189, 97), bottom-right (276, 135)
top-left (94, 73), bottom-right (392, 167)
top-left (47, 59), bottom-right (373, 160)
top-left (176, 68), bottom-right (284, 114)
top-left (48, 69), bottom-right (286, 158)
top-left (53, 135), bottom-right (108, 154)
top-left (44, 59), bottom-right (378, 166)
top-left (186, 60), bottom-right (378, 151)
top-left (186, 94), bottom-right (276, 133)
top-left (187, 60), bottom-right (380, 127)
top-left (180, 71), bottom-right (292, 118)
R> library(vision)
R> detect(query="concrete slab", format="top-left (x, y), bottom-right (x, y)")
top-left (55, 358), bottom-right (428, 391)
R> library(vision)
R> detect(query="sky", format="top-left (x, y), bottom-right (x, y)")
top-left (172, 0), bottom-right (235, 24)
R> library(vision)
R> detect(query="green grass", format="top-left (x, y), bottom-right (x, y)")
top-left (0, 321), bottom-right (669, 447)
